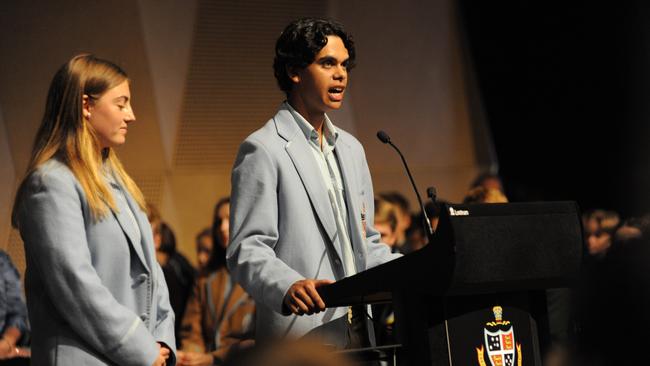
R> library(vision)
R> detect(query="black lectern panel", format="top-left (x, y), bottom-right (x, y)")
top-left (446, 201), bottom-right (583, 295)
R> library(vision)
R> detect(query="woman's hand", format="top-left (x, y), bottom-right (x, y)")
top-left (151, 343), bottom-right (170, 366)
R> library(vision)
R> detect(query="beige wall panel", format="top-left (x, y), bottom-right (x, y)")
top-left (1, 0), bottom-right (493, 276)
top-left (331, 0), bottom-right (480, 205)
top-left (174, 0), bottom-right (328, 172)
top-left (171, 0), bottom-right (329, 258)
top-left (137, 0), bottom-right (198, 167)
top-left (0, 108), bottom-right (16, 257)
top-left (130, 171), bottom-right (164, 209)
top-left (0, 1), bottom-right (166, 275)
top-left (0, 1), bottom-right (166, 176)
top-left (166, 172), bottom-right (232, 265)
top-left (0, 108), bottom-right (16, 251)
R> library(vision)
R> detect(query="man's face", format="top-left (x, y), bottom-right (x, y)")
top-left (291, 35), bottom-right (349, 115)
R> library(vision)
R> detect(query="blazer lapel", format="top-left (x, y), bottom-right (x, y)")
top-left (275, 107), bottom-right (341, 259)
top-left (109, 181), bottom-right (151, 273)
top-left (334, 140), bottom-right (367, 272)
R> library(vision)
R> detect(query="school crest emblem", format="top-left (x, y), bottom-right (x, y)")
top-left (476, 306), bottom-right (522, 366)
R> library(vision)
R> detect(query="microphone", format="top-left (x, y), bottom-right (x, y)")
top-left (376, 130), bottom-right (435, 241)
top-left (377, 130), bottom-right (391, 144)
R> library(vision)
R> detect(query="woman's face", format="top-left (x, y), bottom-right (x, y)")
top-left (218, 203), bottom-right (230, 248)
top-left (196, 235), bottom-right (213, 270)
top-left (85, 80), bottom-right (136, 149)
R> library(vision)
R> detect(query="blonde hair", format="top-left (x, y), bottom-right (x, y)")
top-left (374, 197), bottom-right (398, 232)
top-left (462, 186), bottom-right (508, 204)
top-left (12, 54), bottom-right (146, 226)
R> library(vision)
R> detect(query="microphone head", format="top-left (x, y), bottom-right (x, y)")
top-left (376, 130), bottom-right (391, 144)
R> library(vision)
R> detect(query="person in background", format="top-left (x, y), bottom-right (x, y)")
top-left (582, 209), bottom-right (620, 258)
top-left (464, 171), bottom-right (508, 204)
top-left (379, 191), bottom-right (412, 252)
top-left (403, 199), bottom-right (448, 254)
top-left (462, 186), bottom-right (508, 204)
top-left (178, 196), bottom-right (254, 366)
top-left (575, 213), bottom-right (650, 365)
top-left (224, 338), bottom-right (354, 366)
top-left (153, 221), bottom-right (196, 350)
top-left (470, 171), bottom-right (505, 194)
top-left (0, 250), bottom-right (29, 364)
top-left (211, 197), bottom-right (230, 261)
top-left (370, 198), bottom-right (402, 347)
top-left (11, 54), bottom-right (174, 366)
top-left (615, 213), bottom-right (650, 242)
top-left (195, 228), bottom-right (213, 277)
top-left (373, 198), bottom-right (399, 249)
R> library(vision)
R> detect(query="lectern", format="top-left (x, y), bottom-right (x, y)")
top-left (318, 201), bottom-right (583, 366)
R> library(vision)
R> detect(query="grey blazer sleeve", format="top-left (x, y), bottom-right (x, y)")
top-left (227, 137), bottom-right (304, 314)
top-left (18, 170), bottom-right (161, 366)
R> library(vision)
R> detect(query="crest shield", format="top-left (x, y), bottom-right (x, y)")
top-left (484, 326), bottom-right (516, 366)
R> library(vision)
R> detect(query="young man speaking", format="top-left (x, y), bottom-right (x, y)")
top-left (227, 18), bottom-right (401, 348)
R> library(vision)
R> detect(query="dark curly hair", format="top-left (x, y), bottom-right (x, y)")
top-left (273, 17), bottom-right (356, 95)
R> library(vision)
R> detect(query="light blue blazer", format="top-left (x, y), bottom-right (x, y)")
top-left (227, 104), bottom-right (401, 341)
top-left (15, 159), bottom-right (176, 366)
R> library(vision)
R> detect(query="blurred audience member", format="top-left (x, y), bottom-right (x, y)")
top-left (465, 171), bottom-right (508, 204)
top-left (463, 186), bottom-right (508, 204)
top-left (404, 199), bottom-right (448, 254)
top-left (424, 199), bottom-right (447, 233)
top-left (213, 197), bottom-right (231, 252)
top-left (373, 198), bottom-right (399, 249)
top-left (195, 228), bottom-right (213, 277)
top-left (148, 204), bottom-right (196, 349)
top-left (225, 339), bottom-right (353, 366)
top-left (0, 250), bottom-right (29, 364)
top-left (470, 171), bottom-right (505, 193)
top-left (575, 213), bottom-right (650, 365)
top-left (582, 209), bottom-right (620, 258)
top-left (615, 213), bottom-right (650, 242)
top-left (157, 222), bottom-right (196, 349)
top-left (379, 192), bottom-right (412, 252)
top-left (179, 197), bottom-right (254, 366)
top-left (371, 198), bottom-right (401, 347)
top-left (405, 221), bottom-right (426, 255)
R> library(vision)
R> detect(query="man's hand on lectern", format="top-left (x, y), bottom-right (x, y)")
top-left (283, 279), bottom-right (334, 315)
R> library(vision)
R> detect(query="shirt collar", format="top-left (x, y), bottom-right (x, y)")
top-left (285, 101), bottom-right (339, 149)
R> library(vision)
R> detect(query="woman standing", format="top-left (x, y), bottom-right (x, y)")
top-left (11, 54), bottom-right (175, 366)
top-left (178, 197), bottom-right (255, 366)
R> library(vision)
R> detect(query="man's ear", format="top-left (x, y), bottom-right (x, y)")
top-left (82, 95), bottom-right (92, 119)
top-left (286, 65), bottom-right (300, 84)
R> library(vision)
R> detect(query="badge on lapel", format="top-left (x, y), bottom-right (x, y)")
top-left (361, 202), bottom-right (367, 238)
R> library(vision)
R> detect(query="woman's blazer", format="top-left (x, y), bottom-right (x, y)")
top-left (16, 159), bottom-right (176, 366)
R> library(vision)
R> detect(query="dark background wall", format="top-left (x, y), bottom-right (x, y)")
top-left (459, 1), bottom-right (650, 218)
